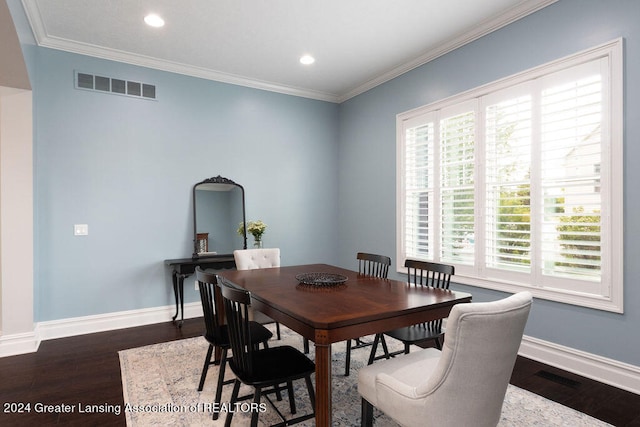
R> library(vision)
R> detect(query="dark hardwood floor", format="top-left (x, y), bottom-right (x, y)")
top-left (1, 318), bottom-right (639, 426)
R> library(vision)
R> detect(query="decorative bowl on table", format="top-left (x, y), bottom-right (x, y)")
top-left (295, 272), bottom-right (348, 287)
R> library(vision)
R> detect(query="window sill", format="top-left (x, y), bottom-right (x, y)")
top-left (451, 273), bottom-right (623, 313)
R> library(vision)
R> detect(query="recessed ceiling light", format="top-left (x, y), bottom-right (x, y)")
top-left (144, 14), bottom-right (165, 28)
top-left (300, 55), bottom-right (315, 65)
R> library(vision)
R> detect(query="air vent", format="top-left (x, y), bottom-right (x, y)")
top-left (535, 370), bottom-right (581, 388)
top-left (74, 71), bottom-right (157, 100)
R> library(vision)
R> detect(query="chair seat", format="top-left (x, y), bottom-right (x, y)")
top-left (220, 278), bottom-right (316, 426)
top-left (230, 345), bottom-right (315, 386)
top-left (203, 321), bottom-right (273, 348)
top-left (384, 324), bottom-right (444, 344)
top-left (358, 348), bottom-right (441, 408)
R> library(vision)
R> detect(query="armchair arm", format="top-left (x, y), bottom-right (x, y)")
top-left (376, 373), bottom-right (424, 400)
top-left (375, 373), bottom-right (431, 427)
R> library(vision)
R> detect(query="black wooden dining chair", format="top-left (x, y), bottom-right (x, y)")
top-left (195, 267), bottom-right (273, 420)
top-left (218, 276), bottom-right (316, 427)
top-left (368, 259), bottom-right (455, 364)
top-left (343, 252), bottom-right (392, 376)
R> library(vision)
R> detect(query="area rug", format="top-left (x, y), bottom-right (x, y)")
top-left (119, 325), bottom-right (611, 426)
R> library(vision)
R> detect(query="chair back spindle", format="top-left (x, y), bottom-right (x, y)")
top-left (219, 278), bottom-right (256, 377)
top-left (405, 259), bottom-right (454, 290)
top-left (357, 252), bottom-right (391, 279)
top-left (196, 268), bottom-right (224, 338)
top-left (405, 259), bottom-right (454, 335)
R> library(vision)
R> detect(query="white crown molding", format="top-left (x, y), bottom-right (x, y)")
top-left (338, 0), bottom-right (559, 102)
top-left (30, 33), bottom-right (342, 103)
top-left (19, 0), bottom-right (340, 102)
top-left (21, 0), bottom-right (557, 104)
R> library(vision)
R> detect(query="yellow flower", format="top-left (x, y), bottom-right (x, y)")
top-left (238, 220), bottom-right (267, 239)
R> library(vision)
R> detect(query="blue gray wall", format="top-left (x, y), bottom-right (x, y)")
top-left (337, 0), bottom-right (640, 367)
top-left (31, 48), bottom-right (339, 321)
top-left (19, 0), bottom-right (639, 367)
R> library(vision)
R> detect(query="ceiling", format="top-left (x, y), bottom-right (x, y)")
top-left (19, 0), bottom-right (556, 103)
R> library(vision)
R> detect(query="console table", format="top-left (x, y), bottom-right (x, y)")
top-left (164, 255), bottom-right (236, 327)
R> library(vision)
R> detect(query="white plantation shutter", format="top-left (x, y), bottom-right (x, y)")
top-left (485, 89), bottom-right (533, 272)
top-left (440, 109), bottom-right (475, 265)
top-left (539, 61), bottom-right (604, 286)
top-left (402, 118), bottom-right (435, 260)
top-left (397, 40), bottom-right (622, 312)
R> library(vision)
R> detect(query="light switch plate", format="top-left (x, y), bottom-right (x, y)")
top-left (74, 224), bottom-right (89, 236)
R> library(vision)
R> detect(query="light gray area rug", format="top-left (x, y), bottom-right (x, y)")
top-left (119, 325), bottom-right (611, 426)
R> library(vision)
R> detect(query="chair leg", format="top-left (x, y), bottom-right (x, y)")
top-left (303, 338), bottom-right (310, 354)
top-left (361, 398), bottom-right (374, 427)
top-left (435, 336), bottom-right (443, 350)
top-left (198, 344), bottom-right (214, 391)
top-left (305, 375), bottom-right (316, 410)
top-left (224, 379), bottom-right (241, 426)
top-left (368, 334), bottom-right (391, 365)
top-left (275, 322), bottom-right (281, 340)
top-left (212, 348), bottom-right (228, 420)
top-left (345, 339), bottom-right (352, 376)
top-left (379, 335), bottom-right (391, 359)
top-left (273, 382), bottom-right (283, 401)
top-left (368, 335), bottom-right (379, 365)
top-left (286, 381), bottom-right (297, 414)
top-left (251, 386), bottom-right (262, 427)
top-left (404, 342), bottom-right (410, 354)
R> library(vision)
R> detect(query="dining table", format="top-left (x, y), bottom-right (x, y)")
top-left (220, 263), bottom-right (472, 426)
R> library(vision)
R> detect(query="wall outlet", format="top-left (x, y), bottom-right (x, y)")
top-left (74, 224), bottom-right (89, 236)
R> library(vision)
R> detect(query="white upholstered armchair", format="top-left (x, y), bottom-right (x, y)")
top-left (358, 291), bottom-right (532, 427)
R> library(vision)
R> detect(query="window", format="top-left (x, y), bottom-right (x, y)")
top-left (397, 39), bottom-right (623, 312)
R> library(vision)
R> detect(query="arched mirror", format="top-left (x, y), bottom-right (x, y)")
top-left (192, 176), bottom-right (247, 258)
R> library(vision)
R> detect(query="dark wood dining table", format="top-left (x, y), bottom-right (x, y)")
top-left (220, 263), bottom-right (472, 426)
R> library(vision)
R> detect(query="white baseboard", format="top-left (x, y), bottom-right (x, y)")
top-left (2, 303), bottom-right (639, 396)
top-left (36, 302), bottom-right (204, 341)
top-left (0, 330), bottom-right (40, 357)
top-left (519, 335), bottom-right (640, 395)
top-left (0, 302), bottom-right (203, 357)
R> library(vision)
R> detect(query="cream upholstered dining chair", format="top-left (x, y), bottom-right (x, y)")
top-left (233, 248), bottom-right (282, 339)
top-left (358, 291), bottom-right (532, 427)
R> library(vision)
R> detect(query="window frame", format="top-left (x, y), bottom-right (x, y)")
top-left (396, 39), bottom-right (623, 313)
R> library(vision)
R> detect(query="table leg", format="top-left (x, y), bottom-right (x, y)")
top-left (171, 270), bottom-right (180, 323)
top-left (314, 331), bottom-right (332, 427)
top-left (171, 271), bottom-right (185, 328)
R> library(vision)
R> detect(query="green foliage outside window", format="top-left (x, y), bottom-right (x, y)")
top-left (556, 207), bottom-right (601, 271)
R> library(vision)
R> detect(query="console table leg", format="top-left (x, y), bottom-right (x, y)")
top-left (177, 275), bottom-right (184, 327)
top-left (171, 271), bottom-right (185, 328)
top-left (171, 270), bottom-right (180, 323)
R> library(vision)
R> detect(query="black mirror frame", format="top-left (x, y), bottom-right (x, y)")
top-left (192, 175), bottom-right (247, 259)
